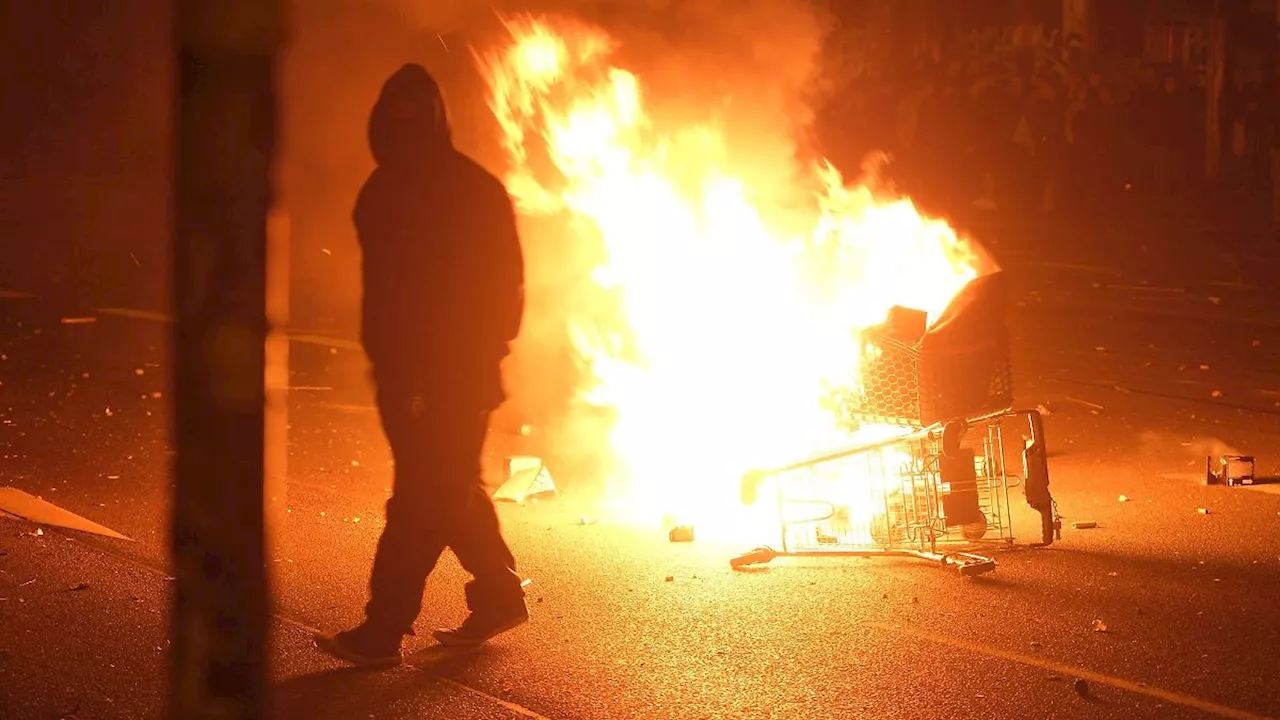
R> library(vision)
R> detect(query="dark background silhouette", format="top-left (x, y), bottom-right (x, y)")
top-left (2, 0), bottom-right (1275, 322)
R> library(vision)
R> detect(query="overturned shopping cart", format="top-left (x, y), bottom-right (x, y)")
top-left (731, 272), bottom-right (1061, 576)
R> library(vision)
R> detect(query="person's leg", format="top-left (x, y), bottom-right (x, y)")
top-left (453, 481), bottom-right (522, 610)
top-left (416, 407), bottom-right (519, 595)
top-left (365, 383), bottom-right (449, 629)
top-left (429, 407), bottom-right (527, 646)
top-left (315, 379), bottom-right (448, 666)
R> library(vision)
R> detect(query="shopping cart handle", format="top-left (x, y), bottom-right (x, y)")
top-left (1022, 407), bottom-right (1046, 452)
top-left (1020, 408), bottom-right (1058, 546)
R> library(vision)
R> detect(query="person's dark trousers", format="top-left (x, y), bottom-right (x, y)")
top-left (363, 373), bottom-right (523, 639)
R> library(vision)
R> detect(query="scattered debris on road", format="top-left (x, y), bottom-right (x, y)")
top-left (668, 525), bottom-right (695, 542)
top-left (1118, 495), bottom-right (1130, 503)
top-left (1064, 396), bottom-right (1105, 412)
top-left (1197, 508), bottom-right (1211, 515)
top-left (493, 456), bottom-right (558, 504)
top-left (1071, 521), bottom-right (1098, 530)
top-left (1074, 678), bottom-right (1090, 696)
top-left (1205, 455), bottom-right (1255, 487)
top-left (66, 583), bottom-right (89, 592)
top-left (1091, 619), bottom-right (1108, 633)
top-left (578, 516), bottom-right (595, 526)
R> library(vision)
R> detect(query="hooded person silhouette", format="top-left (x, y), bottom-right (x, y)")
top-left (314, 63), bottom-right (528, 668)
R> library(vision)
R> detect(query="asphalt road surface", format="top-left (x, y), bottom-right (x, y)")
top-left (2, 223), bottom-right (1279, 719)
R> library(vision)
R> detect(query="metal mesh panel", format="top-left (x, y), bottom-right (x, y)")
top-left (849, 337), bottom-right (924, 426)
top-left (848, 335), bottom-right (1013, 428)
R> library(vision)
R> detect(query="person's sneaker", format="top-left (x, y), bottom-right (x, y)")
top-left (432, 600), bottom-right (529, 648)
top-left (314, 624), bottom-right (403, 669)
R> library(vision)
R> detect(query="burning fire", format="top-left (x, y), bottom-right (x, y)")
top-left (477, 16), bottom-right (990, 540)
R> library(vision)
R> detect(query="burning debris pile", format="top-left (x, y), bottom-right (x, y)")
top-left (474, 14), bottom-right (1021, 544)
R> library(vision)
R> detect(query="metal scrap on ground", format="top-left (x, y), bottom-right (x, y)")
top-left (0, 487), bottom-right (133, 541)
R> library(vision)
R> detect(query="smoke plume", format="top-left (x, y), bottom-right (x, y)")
top-left (284, 0), bottom-right (831, 323)
top-left (283, 0), bottom-right (835, 483)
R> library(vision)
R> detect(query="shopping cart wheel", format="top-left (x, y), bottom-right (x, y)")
top-left (730, 546), bottom-right (776, 569)
top-left (961, 519), bottom-right (988, 541)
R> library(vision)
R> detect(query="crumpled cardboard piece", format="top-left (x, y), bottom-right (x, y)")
top-left (492, 456), bottom-right (557, 504)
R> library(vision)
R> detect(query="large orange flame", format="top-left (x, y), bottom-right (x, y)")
top-left (478, 16), bottom-right (991, 540)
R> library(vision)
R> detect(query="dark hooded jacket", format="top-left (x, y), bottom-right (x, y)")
top-left (355, 63), bottom-right (525, 410)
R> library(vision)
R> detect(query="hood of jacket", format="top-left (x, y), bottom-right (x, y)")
top-left (368, 63), bottom-right (452, 167)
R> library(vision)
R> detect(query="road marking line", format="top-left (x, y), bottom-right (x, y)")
top-left (1025, 261), bottom-right (1122, 275)
top-left (97, 306), bottom-right (172, 323)
top-left (869, 622), bottom-right (1273, 720)
top-left (315, 402), bottom-right (378, 412)
top-left (1105, 284), bottom-right (1187, 294)
top-left (289, 333), bottom-right (361, 350)
top-left (1208, 281), bottom-right (1266, 291)
top-left (78, 305), bottom-right (364, 351)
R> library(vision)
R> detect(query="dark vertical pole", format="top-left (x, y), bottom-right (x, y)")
top-left (1273, 0), bottom-right (1280, 223)
top-left (171, 3), bottom-right (284, 718)
top-left (266, 207), bottom-right (289, 561)
top-left (1207, 3), bottom-right (1226, 183)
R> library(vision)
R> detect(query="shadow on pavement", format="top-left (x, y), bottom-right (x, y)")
top-left (273, 646), bottom-right (509, 719)
top-left (274, 666), bottom-right (402, 719)
top-left (404, 643), bottom-right (510, 670)
top-left (273, 665), bottom-right (453, 719)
